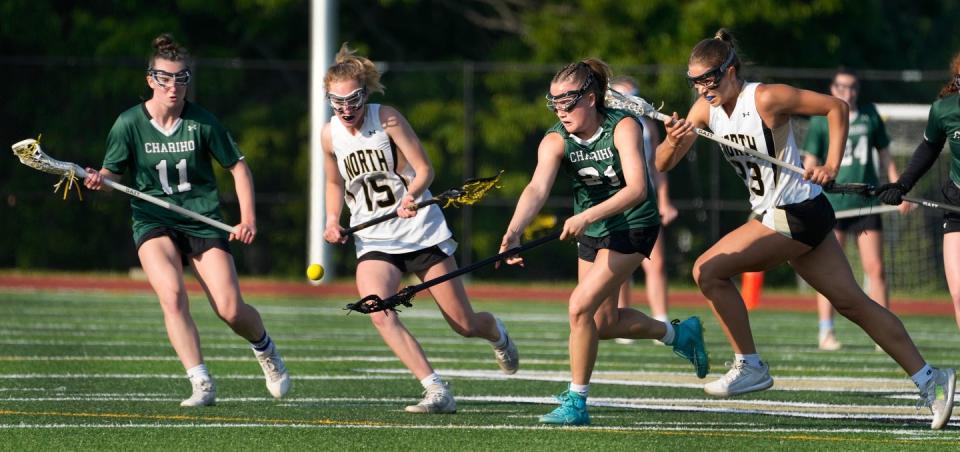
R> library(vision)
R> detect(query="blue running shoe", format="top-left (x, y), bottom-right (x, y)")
top-left (672, 316), bottom-right (709, 378)
top-left (538, 390), bottom-right (590, 425)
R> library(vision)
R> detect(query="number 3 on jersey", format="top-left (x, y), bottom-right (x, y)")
top-left (155, 159), bottom-right (192, 195)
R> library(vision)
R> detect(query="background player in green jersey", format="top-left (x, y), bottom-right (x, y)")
top-left (83, 34), bottom-right (290, 407)
top-left (609, 76), bottom-right (677, 344)
top-left (803, 68), bottom-right (905, 351)
top-left (878, 52), bottom-right (960, 332)
top-left (498, 58), bottom-right (708, 426)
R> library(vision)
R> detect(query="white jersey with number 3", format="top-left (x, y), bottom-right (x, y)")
top-left (708, 82), bottom-right (821, 214)
top-left (330, 104), bottom-right (453, 257)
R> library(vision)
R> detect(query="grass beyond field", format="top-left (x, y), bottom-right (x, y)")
top-left (0, 288), bottom-right (958, 450)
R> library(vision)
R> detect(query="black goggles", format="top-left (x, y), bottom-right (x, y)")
top-left (686, 50), bottom-right (736, 90)
top-left (545, 72), bottom-right (594, 113)
top-left (327, 87), bottom-right (366, 113)
top-left (148, 68), bottom-right (192, 88)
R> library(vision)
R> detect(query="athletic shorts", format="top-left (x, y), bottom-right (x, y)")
top-left (576, 225), bottom-right (660, 262)
top-left (357, 239), bottom-right (455, 274)
top-left (835, 214), bottom-right (882, 234)
top-left (757, 194), bottom-right (836, 247)
top-left (136, 227), bottom-right (231, 266)
top-left (941, 181), bottom-right (960, 234)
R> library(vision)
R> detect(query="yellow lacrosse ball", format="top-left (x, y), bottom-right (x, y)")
top-left (306, 263), bottom-right (325, 281)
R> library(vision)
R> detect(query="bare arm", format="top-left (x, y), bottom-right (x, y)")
top-left (498, 132), bottom-right (564, 267)
top-left (228, 159), bottom-right (257, 244)
top-left (757, 84), bottom-right (848, 184)
top-left (656, 98), bottom-right (710, 172)
top-left (646, 122), bottom-right (677, 225)
top-left (321, 124), bottom-right (349, 245)
top-left (381, 105), bottom-right (434, 218)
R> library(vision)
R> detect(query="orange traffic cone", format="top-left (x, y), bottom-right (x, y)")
top-left (742, 271), bottom-right (764, 311)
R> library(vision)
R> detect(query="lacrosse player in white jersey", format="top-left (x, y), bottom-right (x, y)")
top-left (321, 43), bottom-right (519, 414)
top-left (656, 28), bottom-right (954, 429)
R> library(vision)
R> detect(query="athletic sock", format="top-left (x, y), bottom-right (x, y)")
top-left (818, 320), bottom-right (834, 339)
top-left (660, 320), bottom-right (676, 345)
top-left (186, 363), bottom-right (211, 382)
top-left (249, 331), bottom-right (273, 352)
top-left (735, 353), bottom-right (763, 368)
top-left (911, 363), bottom-right (935, 389)
top-left (420, 373), bottom-right (444, 389)
top-left (490, 320), bottom-right (508, 349)
top-left (654, 315), bottom-right (670, 324)
top-left (568, 382), bottom-right (589, 398)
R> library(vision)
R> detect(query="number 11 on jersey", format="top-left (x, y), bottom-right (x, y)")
top-left (155, 159), bottom-right (192, 195)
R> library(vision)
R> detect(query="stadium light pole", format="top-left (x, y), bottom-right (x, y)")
top-left (309, 0), bottom-right (337, 282)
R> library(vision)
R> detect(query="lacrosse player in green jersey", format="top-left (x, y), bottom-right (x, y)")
top-left (498, 59), bottom-right (708, 426)
top-left (83, 33), bottom-right (290, 407)
top-left (803, 68), bottom-right (906, 351)
top-left (879, 52), bottom-right (960, 335)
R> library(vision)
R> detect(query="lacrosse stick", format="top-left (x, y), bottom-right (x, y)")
top-left (345, 230), bottom-right (561, 314)
top-left (823, 182), bottom-right (960, 214)
top-left (605, 88), bottom-right (805, 175)
top-left (343, 171), bottom-right (504, 236)
top-left (11, 137), bottom-right (237, 234)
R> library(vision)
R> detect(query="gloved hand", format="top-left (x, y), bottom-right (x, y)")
top-left (875, 182), bottom-right (907, 205)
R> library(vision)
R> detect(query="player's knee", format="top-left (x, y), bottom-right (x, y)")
top-left (369, 310), bottom-right (399, 330)
top-left (156, 290), bottom-right (188, 316)
top-left (568, 301), bottom-right (595, 327)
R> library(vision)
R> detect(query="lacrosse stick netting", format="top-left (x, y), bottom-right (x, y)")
top-left (11, 137), bottom-right (85, 200)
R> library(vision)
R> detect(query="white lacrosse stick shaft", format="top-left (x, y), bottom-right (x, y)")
top-left (11, 138), bottom-right (237, 234)
top-left (605, 89), bottom-right (805, 175)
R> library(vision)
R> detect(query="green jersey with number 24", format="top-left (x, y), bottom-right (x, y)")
top-left (102, 102), bottom-right (243, 243)
top-left (548, 108), bottom-right (659, 238)
top-left (804, 103), bottom-right (890, 211)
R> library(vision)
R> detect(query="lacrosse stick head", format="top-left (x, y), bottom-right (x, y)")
top-left (344, 288), bottom-right (416, 314)
top-left (11, 136), bottom-right (86, 200)
top-left (604, 88), bottom-right (660, 118)
top-left (441, 170), bottom-right (503, 208)
top-left (11, 137), bottom-right (80, 176)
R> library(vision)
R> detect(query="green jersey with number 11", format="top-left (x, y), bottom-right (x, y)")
top-left (549, 109), bottom-right (659, 238)
top-left (805, 103), bottom-right (890, 211)
top-left (103, 102), bottom-right (243, 243)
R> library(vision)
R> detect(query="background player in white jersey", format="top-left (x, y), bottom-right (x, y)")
top-left (321, 44), bottom-right (518, 414)
top-left (609, 76), bottom-right (677, 344)
top-left (83, 33), bottom-right (290, 407)
top-left (803, 68), bottom-right (906, 351)
top-left (656, 29), bottom-right (954, 429)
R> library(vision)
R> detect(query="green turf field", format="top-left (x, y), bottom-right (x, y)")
top-left (0, 288), bottom-right (957, 450)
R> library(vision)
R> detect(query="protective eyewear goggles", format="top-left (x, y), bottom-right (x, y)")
top-left (545, 72), bottom-right (594, 113)
top-left (686, 50), bottom-right (736, 90)
top-left (327, 87), bottom-right (366, 113)
top-left (148, 68), bottom-right (192, 88)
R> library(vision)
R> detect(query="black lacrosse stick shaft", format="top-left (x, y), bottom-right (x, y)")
top-left (346, 231), bottom-right (561, 313)
top-left (343, 198), bottom-right (444, 236)
top-left (822, 182), bottom-right (960, 214)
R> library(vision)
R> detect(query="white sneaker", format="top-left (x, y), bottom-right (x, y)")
top-left (818, 331), bottom-right (842, 351)
top-left (918, 367), bottom-right (956, 430)
top-left (493, 318), bottom-right (519, 375)
top-left (405, 382), bottom-right (456, 414)
top-left (180, 378), bottom-right (216, 407)
top-left (614, 338), bottom-right (636, 345)
top-left (704, 360), bottom-right (774, 397)
top-left (253, 342), bottom-right (291, 399)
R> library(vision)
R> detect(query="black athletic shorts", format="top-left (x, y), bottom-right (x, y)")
top-left (136, 227), bottom-right (231, 266)
top-left (835, 214), bottom-right (882, 234)
top-left (358, 245), bottom-right (450, 273)
top-left (576, 225), bottom-right (660, 262)
top-left (760, 194), bottom-right (836, 248)
top-left (942, 181), bottom-right (960, 234)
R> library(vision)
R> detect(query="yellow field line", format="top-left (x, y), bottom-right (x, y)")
top-left (0, 409), bottom-right (389, 427)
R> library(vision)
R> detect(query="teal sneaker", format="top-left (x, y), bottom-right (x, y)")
top-left (538, 390), bottom-right (590, 425)
top-left (672, 316), bottom-right (709, 378)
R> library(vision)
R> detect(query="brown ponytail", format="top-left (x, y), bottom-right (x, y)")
top-left (323, 43), bottom-right (385, 94)
top-left (937, 52), bottom-right (960, 99)
top-left (690, 28), bottom-right (741, 75)
top-left (148, 33), bottom-right (191, 68)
